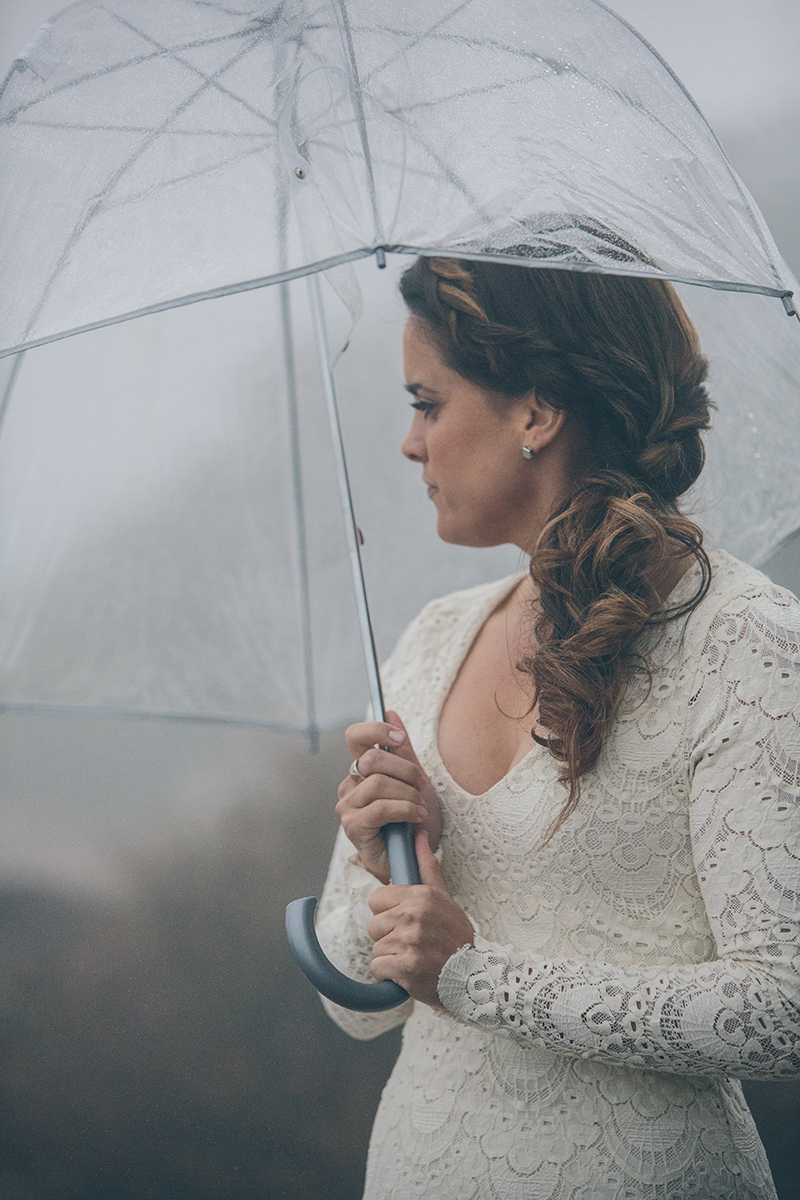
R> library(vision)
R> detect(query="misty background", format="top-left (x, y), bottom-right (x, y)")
top-left (0, 3), bottom-right (799, 1197)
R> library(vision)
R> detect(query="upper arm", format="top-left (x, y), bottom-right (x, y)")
top-left (687, 586), bottom-right (800, 999)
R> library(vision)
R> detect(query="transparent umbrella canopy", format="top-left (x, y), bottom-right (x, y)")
top-left (1, 0), bottom-right (798, 724)
top-left (1, 0), bottom-right (799, 1008)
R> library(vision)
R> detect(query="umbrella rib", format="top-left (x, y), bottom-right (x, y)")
top-left (105, 10), bottom-right (282, 127)
top-left (0, 249), bottom-right (378, 360)
top-left (14, 119), bottom-right (270, 137)
top-left (360, 27), bottom-right (576, 92)
top-left (0, 699), bottom-right (330, 732)
top-left (19, 32), bottom-right (269, 346)
top-left (90, 138), bottom-right (273, 217)
top-left (271, 46), bottom-right (321, 747)
top-left (384, 70), bottom-right (549, 115)
top-left (385, 122), bottom-right (489, 220)
top-left (0, 48), bottom-right (164, 121)
top-left (595, 0), bottom-right (789, 289)
top-left (280, 280), bottom-right (319, 752)
top-left (6, 237), bottom-right (790, 365)
top-left (0, 351), bottom-right (25, 438)
top-left (333, 0), bottom-right (385, 245)
top-left (358, 0), bottom-right (476, 87)
top-left (384, 246), bottom-right (794, 301)
top-left (0, 24), bottom-right (265, 125)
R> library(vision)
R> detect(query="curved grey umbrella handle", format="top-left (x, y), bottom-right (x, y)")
top-left (285, 822), bottom-right (420, 1011)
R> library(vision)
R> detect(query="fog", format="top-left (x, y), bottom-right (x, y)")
top-left (0, 4), bottom-right (798, 1197)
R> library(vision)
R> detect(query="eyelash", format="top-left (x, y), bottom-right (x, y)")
top-left (410, 399), bottom-right (436, 416)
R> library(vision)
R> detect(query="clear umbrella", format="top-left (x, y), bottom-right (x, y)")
top-left (1, 0), bottom-right (798, 1009)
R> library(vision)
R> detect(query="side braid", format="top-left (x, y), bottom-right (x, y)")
top-left (400, 256), bottom-right (713, 836)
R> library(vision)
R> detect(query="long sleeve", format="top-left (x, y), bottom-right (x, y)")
top-left (314, 824), bottom-right (414, 1040)
top-left (437, 585), bottom-right (800, 1081)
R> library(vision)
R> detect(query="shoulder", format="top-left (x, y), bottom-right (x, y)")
top-left (682, 548), bottom-right (800, 748)
top-left (687, 547), bottom-right (800, 665)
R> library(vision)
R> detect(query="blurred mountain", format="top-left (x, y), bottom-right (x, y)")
top-left (0, 723), bottom-right (402, 1200)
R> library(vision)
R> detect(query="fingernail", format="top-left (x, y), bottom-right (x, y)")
top-left (388, 729), bottom-right (405, 744)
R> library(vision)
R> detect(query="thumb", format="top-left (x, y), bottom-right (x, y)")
top-left (385, 710), bottom-right (425, 770)
top-left (415, 828), bottom-right (447, 890)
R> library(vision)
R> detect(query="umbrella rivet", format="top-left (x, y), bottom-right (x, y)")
top-left (294, 166), bottom-right (306, 179)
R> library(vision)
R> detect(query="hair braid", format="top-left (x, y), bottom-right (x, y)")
top-left (400, 255), bottom-right (713, 836)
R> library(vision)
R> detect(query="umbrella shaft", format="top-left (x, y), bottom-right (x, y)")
top-left (306, 273), bottom-right (385, 724)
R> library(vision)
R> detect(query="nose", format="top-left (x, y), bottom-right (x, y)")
top-left (401, 414), bottom-right (427, 463)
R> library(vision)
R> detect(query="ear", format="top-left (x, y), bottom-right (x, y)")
top-left (518, 392), bottom-right (568, 454)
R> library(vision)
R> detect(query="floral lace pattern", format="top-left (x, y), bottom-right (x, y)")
top-left (316, 550), bottom-right (799, 1198)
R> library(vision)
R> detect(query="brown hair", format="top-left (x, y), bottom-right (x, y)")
top-left (400, 255), bottom-right (712, 835)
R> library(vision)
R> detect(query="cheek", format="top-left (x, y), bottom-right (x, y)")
top-left (438, 423), bottom-right (499, 467)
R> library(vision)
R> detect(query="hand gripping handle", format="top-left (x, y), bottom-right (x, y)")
top-left (285, 821), bottom-right (420, 1011)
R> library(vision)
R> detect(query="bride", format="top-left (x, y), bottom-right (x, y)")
top-left (316, 255), bottom-right (800, 1199)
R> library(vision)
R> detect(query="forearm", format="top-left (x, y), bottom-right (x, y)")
top-left (438, 937), bottom-right (800, 1080)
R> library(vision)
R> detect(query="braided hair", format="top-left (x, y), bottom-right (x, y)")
top-left (400, 256), bottom-right (713, 836)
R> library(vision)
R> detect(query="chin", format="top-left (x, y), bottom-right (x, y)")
top-left (436, 518), bottom-right (507, 549)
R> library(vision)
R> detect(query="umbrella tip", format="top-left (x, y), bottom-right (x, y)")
top-left (375, 247), bottom-right (387, 269)
top-left (781, 292), bottom-right (797, 318)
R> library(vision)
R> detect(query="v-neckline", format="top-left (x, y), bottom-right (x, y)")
top-left (428, 557), bottom-right (703, 801)
top-left (431, 573), bottom-right (540, 801)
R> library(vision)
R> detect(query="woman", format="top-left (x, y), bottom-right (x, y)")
top-left (316, 256), bottom-right (800, 1199)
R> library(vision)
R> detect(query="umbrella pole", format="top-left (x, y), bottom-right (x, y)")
top-left (284, 273), bottom-right (419, 1013)
top-left (305, 274), bottom-right (385, 727)
top-left (305, 272), bottom-right (419, 890)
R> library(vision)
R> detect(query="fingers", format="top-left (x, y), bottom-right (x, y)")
top-left (367, 891), bottom-right (429, 977)
top-left (367, 906), bottom-right (404, 944)
top-left (345, 712), bottom-right (428, 771)
top-left (367, 883), bottom-right (413, 916)
top-left (345, 719), bottom-right (406, 761)
top-left (336, 764), bottom-right (428, 880)
top-left (337, 785), bottom-right (427, 838)
top-left (365, 873), bottom-right (475, 1007)
top-left (383, 711), bottom-right (431, 773)
top-left (341, 745), bottom-right (423, 791)
top-left (338, 774), bottom-right (425, 815)
top-left (414, 829), bottom-right (447, 889)
top-left (337, 756), bottom-right (427, 825)
top-left (339, 711), bottom-right (443, 883)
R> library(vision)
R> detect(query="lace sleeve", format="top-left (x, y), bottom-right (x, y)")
top-left (314, 824), bottom-right (414, 1040)
top-left (437, 587), bottom-right (800, 1081)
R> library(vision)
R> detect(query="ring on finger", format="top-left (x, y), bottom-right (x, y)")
top-left (348, 758), bottom-right (366, 781)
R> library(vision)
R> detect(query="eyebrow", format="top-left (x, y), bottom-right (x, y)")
top-left (404, 382), bottom-right (440, 396)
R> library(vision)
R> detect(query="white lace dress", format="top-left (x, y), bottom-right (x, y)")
top-left (316, 549), bottom-right (800, 1199)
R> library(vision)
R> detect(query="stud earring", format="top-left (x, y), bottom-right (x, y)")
top-left (521, 445), bottom-right (535, 459)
